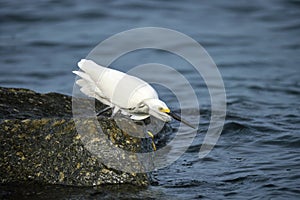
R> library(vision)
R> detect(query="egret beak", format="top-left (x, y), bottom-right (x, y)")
top-left (167, 111), bottom-right (196, 129)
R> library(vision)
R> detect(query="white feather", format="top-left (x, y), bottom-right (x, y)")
top-left (74, 59), bottom-right (158, 109)
top-left (73, 59), bottom-right (172, 122)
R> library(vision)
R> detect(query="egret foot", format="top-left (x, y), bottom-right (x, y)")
top-left (147, 131), bottom-right (156, 151)
top-left (147, 131), bottom-right (154, 139)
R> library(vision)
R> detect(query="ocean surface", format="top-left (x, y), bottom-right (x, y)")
top-left (1, 0), bottom-right (300, 199)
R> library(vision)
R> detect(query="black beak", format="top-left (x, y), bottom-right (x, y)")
top-left (167, 111), bottom-right (196, 129)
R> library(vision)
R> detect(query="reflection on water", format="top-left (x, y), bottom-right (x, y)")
top-left (1, 0), bottom-right (300, 199)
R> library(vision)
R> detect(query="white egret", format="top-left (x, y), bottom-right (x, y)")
top-left (73, 59), bottom-right (194, 129)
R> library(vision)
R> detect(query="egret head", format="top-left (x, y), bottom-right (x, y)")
top-left (142, 99), bottom-right (195, 128)
top-left (142, 99), bottom-right (172, 122)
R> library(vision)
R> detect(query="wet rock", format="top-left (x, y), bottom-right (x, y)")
top-left (0, 87), bottom-right (153, 186)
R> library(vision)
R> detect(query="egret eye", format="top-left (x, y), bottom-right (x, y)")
top-left (159, 107), bottom-right (170, 113)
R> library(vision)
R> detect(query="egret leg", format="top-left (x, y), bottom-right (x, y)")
top-left (96, 106), bottom-right (111, 116)
top-left (111, 106), bottom-right (120, 117)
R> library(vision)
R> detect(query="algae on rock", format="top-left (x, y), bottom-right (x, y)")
top-left (0, 87), bottom-right (153, 186)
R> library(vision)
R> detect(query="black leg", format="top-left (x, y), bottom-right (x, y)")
top-left (96, 106), bottom-right (112, 116)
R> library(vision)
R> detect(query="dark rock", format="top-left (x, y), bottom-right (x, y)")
top-left (0, 87), bottom-right (153, 186)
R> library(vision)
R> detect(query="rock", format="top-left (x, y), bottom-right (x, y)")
top-left (0, 87), bottom-right (153, 186)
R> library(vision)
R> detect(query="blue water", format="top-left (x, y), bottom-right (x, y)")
top-left (1, 0), bottom-right (300, 199)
